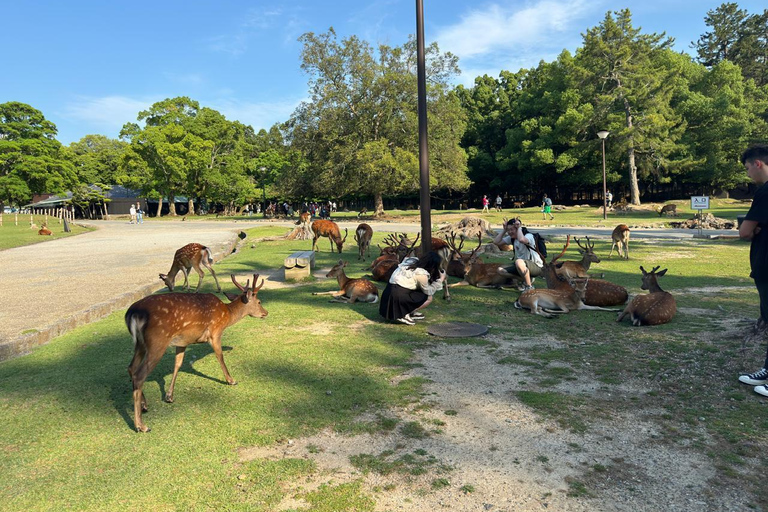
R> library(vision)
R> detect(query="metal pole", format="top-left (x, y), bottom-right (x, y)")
top-left (416, 0), bottom-right (432, 256)
top-left (602, 138), bottom-right (607, 220)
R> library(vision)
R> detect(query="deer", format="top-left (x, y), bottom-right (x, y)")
top-left (125, 274), bottom-right (268, 432)
top-left (657, 204), bottom-right (677, 217)
top-left (443, 232), bottom-right (475, 278)
top-left (313, 260), bottom-right (379, 303)
top-left (555, 236), bottom-right (602, 279)
top-left (38, 224), bottom-right (52, 236)
top-left (295, 212), bottom-right (312, 240)
top-left (449, 234), bottom-right (521, 290)
top-left (369, 234), bottom-right (420, 283)
top-left (512, 201), bottom-right (524, 209)
top-left (617, 266), bottom-right (676, 326)
top-left (159, 243), bottom-right (221, 293)
top-left (311, 220), bottom-right (348, 253)
top-left (516, 235), bottom-right (621, 318)
top-left (608, 224), bottom-right (630, 260)
top-left (354, 223), bottom-right (374, 261)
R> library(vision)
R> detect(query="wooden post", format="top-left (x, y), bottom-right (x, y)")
top-left (15, 212), bottom-right (18, 226)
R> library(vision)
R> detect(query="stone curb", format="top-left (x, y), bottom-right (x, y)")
top-left (0, 235), bottom-right (240, 362)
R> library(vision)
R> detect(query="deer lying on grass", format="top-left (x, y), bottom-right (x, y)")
top-left (516, 236), bottom-right (622, 318)
top-left (369, 234), bottom-right (420, 283)
top-left (313, 260), bottom-right (379, 303)
top-left (311, 220), bottom-right (348, 253)
top-left (354, 223), bottom-right (373, 261)
top-left (555, 236), bottom-right (602, 279)
top-left (449, 234), bottom-right (521, 289)
top-left (126, 274), bottom-right (267, 432)
top-left (617, 266), bottom-right (676, 326)
top-left (159, 243), bottom-right (221, 293)
top-left (609, 224), bottom-right (630, 260)
top-left (38, 224), bottom-right (52, 236)
top-left (657, 204), bottom-right (677, 217)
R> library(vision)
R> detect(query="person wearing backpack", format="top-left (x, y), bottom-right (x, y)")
top-left (494, 218), bottom-right (544, 291)
top-left (541, 193), bottom-right (554, 220)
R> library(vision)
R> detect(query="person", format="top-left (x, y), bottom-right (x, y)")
top-left (541, 193), bottom-right (554, 220)
top-left (129, 204), bottom-right (137, 224)
top-left (379, 252), bottom-right (447, 325)
top-left (738, 145), bottom-right (768, 396)
top-left (135, 202), bottom-right (143, 224)
top-left (494, 218), bottom-right (544, 291)
top-left (606, 190), bottom-right (613, 209)
top-left (482, 194), bottom-right (490, 213)
top-left (495, 194), bottom-right (503, 212)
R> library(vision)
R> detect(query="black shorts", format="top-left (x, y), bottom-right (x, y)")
top-left (379, 283), bottom-right (428, 321)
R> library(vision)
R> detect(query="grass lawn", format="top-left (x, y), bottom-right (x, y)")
top-left (1, 223), bottom-right (766, 509)
top-left (0, 215), bottom-right (94, 250)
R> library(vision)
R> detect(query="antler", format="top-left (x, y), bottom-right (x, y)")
top-left (550, 235), bottom-right (570, 264)
top-left (575, 236), bottom-right (587, 250)
top-left (586, 236), bottom-right (595, 249)
top-left (444, 231), bottom-right (465, 255)
top-left (468, 233), bottom-right (483, 260)
top-left (252, 273), bottom-right (264, 292)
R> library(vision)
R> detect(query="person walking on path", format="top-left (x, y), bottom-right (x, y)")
top-left (738, 145), bottom-right (768, 396)
top-left (135, 203), bottom-right (143, 224)
top-left (129, 204), bottom-right (137, 224)
top-left (482, 195), bottom-right (490, 214)
top-left (541, 194), bottom-right (554, 220)
top-left (495, 194), bottom-right (503, 212)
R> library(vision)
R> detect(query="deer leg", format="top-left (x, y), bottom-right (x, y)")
top-left (180, 267), bottom-right (191, 291)
top-left (127, 345), bottom-right (148, 412)
top-left (616, 308), bottom-right (629, 323)
top-left (202, 261), bottom-right (221, 292)
top-left (193, 266), bottom-right (205, 293)
top-left (608, 243), bottom-right (616, 258)
top-left (448, 280), bottom-right (470, 288)
top-left (579, 305), bottom-right (620, 312)
top-left (131, 355), bottom-right (161, 432)
top-left (210, 335), bottom-right (236, 386)
top-left (165, 346), bottom-right (186, 403)
top-left (312, 290), bottom-right (343, 296)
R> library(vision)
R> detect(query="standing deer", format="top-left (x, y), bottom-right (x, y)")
top-left (609, 224), bottom-right (630, 260)
top-left (617, 266), bottom-right (676, 326)
top-left (311, 220), bottom-right (348, 253)
top-left (354, 223), bottom-right (374, 261)
top-left (295, 212), bottom-right (312, 240)
top-left (313, 260), bottom-right (379, 303)
top-left (517, 236), bottom-right (621, 318)
top-left (657, 204), bottom-right (677, 217)
top-left (126, 274), bottom-right (267, 432)
top-left (159, 243), bottom-right (221, 293)
top-left (555, 236), bottom-right (602, 279)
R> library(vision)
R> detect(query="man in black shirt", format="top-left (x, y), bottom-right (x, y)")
top-left (738, 145), bottom-right (768, 395)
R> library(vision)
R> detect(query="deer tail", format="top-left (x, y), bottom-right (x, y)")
top-left (125, 309), bottom-right (149, 349)
top-left (204, 246), bottom-right (214, 265)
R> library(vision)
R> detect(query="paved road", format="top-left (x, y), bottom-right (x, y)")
top-left (0, 217), bottom-right (738, 360)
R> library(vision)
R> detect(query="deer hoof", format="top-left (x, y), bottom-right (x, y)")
top-left (165, 394), bottom-right (174, 403)
top-left (228, 380), bottom-right (238, 386)
top-left (136, 425), bottom-right (151, 433)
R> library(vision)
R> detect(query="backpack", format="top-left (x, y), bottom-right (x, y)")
top-left (544, 197), bottom-right (552, 206)
top-left (522, 227), bottom-right (547, 258)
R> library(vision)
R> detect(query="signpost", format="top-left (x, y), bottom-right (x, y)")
top-left (691, 196), bottom-right (709, 236)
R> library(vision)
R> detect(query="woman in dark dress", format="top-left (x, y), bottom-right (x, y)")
top-left (379, 251), bottom-right (446, 325)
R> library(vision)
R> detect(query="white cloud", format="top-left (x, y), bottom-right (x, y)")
top-left (211, 97), bottom-right (306, 131)
top-left (62, 95), bottom-right (158, 132)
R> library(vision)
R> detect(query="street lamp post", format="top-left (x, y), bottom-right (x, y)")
top-left (597, 130), bottom-right (609, 220)
top-left (259, 166), bottom-right (267, 217)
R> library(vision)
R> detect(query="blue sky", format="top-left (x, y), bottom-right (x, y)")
top-left (2, 0), bottom-right (765, 145)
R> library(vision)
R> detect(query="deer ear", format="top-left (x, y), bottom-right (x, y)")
top-left (657, 268), bottom-right (668, 277)
top-left (223, 292), bottom-right (239, 302)
top-left (639, 266), bottom-right (647, 275)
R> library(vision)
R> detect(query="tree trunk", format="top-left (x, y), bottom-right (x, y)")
top-left (155, 200), bottom-right (162, 218)
top-left (168, 195), bottom-right (177, 216)
top-left (188, 198), bottom-right (195, 215)
top-left (624, 97), bottom-right (641, 205)
top-left (374, 193), bottom-right (385, 216)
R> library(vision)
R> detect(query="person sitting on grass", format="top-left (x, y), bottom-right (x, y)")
top-left (379, 252), bottom-right (447, 325)
top-left (494, 218), bottom-right (543, 292)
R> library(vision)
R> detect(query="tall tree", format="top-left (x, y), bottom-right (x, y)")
top-left (0, 102), bottom-right (76, 206)
top-left (285, 29), bottom-right (469, 215)
top-left (694, 3), bottom-right (749, 67)
top-left (69, 134), bottom-right (127, 185)
top-left (577, 9), bottom-right (681, 204)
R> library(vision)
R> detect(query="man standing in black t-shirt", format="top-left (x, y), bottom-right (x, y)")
top-left (738, 145), bottom-right (768, 396)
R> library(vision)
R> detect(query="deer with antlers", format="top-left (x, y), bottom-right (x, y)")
top-left (369, 233), bottom-right (419, 282)
top-left (354, 223), bottom-right (374, 261)
top-left (159, 243), bottom-right (221, 293)
top-left (126, 274), bottom-right (267, 432)
top-left (609, 224), bottom-right (630, 260)
top-left (448, 234), bottom-right (522, 289)
top-left (516, 236), bottom-right (622, 318)
top-left (617, 266), bottom-right (676, 326)
top-left (313, 260), bottom-right (379, 303)
top-left (555, 236), bottom-right (603, 279)
top-left (311, 220), bottom-right (348, 253)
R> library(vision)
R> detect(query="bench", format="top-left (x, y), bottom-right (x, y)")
top-left (284, 251), bottom-right (315, 280)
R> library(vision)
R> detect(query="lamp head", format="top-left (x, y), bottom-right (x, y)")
top-left (597, 130), bottom-right (609, 140)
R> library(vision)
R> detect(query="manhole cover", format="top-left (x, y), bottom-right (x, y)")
top-left (427, 322), bottom-right (488, 338)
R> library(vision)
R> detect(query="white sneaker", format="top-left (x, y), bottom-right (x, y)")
top-left (755, 385), bottom-right (768, 397)
top-left (397, 317), bottom-right (415, 326)
top-left (739, 368), bottom-right (768, 386)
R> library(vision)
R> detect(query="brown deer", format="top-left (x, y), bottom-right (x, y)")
top-left (295, 212), bottom-right (312, 240)
top-left (313, 260), bottom-right (379, 303)
top-left (609, 224), bottom-right (630, 260)
top-left (555, 236), bottom-right (602, 279)
top-left (126, 274), bottom-right (267, 432)
top-left (518, 236), bottom-right (621, 317)
top-left (617, 266), bottom-right (676, 326)
top-left (512, 201), bottom-right (524, 209)
top-left (443, 232), bottom-right (475, 278)
top-left (449, 234), bottom-right (521, 289)
top-left (354, 223), bottom-right (374, 261)
top-left (369, 234), bottom-right (420, 283)
top-left (159, 243), bottom-right (221, 293)
top-left (311, 220), bottom-right (348, 253)
top-left (38, 224), bottom-right (52, 236)
top-left (657, 204), bottom-right (677, 217)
